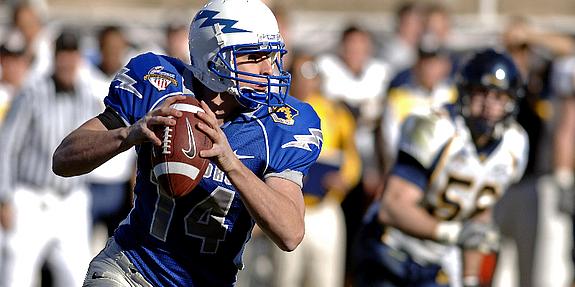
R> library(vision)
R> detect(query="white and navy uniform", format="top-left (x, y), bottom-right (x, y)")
top-left (316, 54), bottom-right (390, 169)
top-left (0, 75), bottom-right (101, 287)
top-left (83, 52), bottom-right (322, 287)
top-left (379, 68), bottom-right (457, 169)
top-left (354, 107), bottom-right (528, 287)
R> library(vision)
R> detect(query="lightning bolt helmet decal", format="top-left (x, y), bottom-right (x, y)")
top-left (193, 10), bottom-right (251, 33)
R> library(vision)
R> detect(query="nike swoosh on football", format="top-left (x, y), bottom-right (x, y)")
top-left (182, 117), bottom-right (197, 159)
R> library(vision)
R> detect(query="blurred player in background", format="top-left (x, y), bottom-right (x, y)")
top-left (11, 2), bottom-right (54, 80)
top-left (377, 40), bottom-right (456, 177)
top-left (0, 28), bottom-right (30, 282)
top-left (52, 0), bottom-right (322, 286)
top-left (0, 30), bottom-right (100, 287)
top-left (352, 49), bottom-right (528, 287)
top-left (0, 30), bottom-right (30, 124)
top-left (379, 2), bottom-right (425, 73)
top-left (164, 22), bottom-right (190, 63)
top-left (86, 25), bottom-right (136, 253)
top-left (316, 25), bottom-right (391, 282)
top-left (272, 52), bottom-right (360, 287)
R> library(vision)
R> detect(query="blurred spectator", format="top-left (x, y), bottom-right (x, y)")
top-left (377, 43), bottom-right (456, 176)
top-left (379, 2), bottom-right (425, 73)
top-left (317, 25), bottom-right (390, 125)
top-left (164, 22), bottom-right (190, 63)
top-left (11, 2), bottom-right (54, 79)
top-left (316, 24), bottom-right (391, 285)
top-left (271, 4), bottom-right (292, 69)
top-left (86, 25), bottom-right (136, 252)
top-left (94, 25), bottom-right (130, 78)
top-left (316, 24), bottom-right (390, 171)
top-left (272, 52), bottom-right (361, 287)
top-left (0, 30), bottom-right (100, 287)
top-left (503, 17), bottom-right (575, 61)
top-left (424, 4), bottom-right (452, 49)
top-left (0, 30), bottom-right (30, 124)
top-left (0, 28), bottom-right (30, 284)
top-left (422, 3), bottom-right (461, 79)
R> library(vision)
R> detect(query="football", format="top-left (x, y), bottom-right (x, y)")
top-left (151, 96), bottom-right (212, 198)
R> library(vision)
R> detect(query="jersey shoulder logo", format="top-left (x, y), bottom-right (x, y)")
top-left (144, 66), bottom-right (178, 91)
top-left (114, 67), bottom-right (143, 98)
top-left (269, 104), bottom-right (299, 126)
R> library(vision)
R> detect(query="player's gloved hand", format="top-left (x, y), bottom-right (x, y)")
top-left (553, 169), bottom-right (575, 215)
top-left (457, 222), bottom-right (500, 253)
top-left (434, 221), bottom-right (500, 253)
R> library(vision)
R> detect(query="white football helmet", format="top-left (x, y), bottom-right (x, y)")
top-left (189, 0), bottom-right (290, 109)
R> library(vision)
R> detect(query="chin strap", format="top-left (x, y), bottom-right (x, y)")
top-left (230, 87), bottom-right (261, 110)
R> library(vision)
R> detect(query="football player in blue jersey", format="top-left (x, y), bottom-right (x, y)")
top-left (52, 1), bottom-right (323, 286)
top-left (352, 49), bottom-right (529, 287)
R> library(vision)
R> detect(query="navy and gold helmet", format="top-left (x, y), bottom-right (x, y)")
top-left (456, 49), bottom-right (524, 140)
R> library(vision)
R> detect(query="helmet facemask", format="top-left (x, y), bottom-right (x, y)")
top-left (459, 85), bottom-right (517, 146)
top-left (456, 49), bottom-right (523, 147)
top-left (209, 41), bottom-right (291, 110)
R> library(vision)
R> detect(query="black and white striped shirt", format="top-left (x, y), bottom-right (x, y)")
top-left (0, 75), bottom-right (101, 201)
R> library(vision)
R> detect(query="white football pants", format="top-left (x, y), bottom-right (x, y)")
top-left (273, 198), bottom-right (346, 287)
top-left (83, 237), bottom-right (153, 287)
top-left (2, 185), bottom-right (91, 287)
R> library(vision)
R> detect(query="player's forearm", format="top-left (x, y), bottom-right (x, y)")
top-left (378, 176), bottom-right (440, 240)
top-left (380, 201), bottom-right (439, 240)
top-left (462, 249), bottom-right (485, 287)
top-left (379, 183), bottom-right (438, 240)
top-left (226, 161), bottom-right (304, 251)
top-left (53, 126), bottom-right (130, 177)
top-left (529, 32), bottom-right (575, 56)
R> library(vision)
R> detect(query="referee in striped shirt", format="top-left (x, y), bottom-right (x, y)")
top-left (0, 30), bottom-right (100, 287)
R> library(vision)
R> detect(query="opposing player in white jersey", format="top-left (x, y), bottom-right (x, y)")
top-left (353, 49), bottom-right (529, 287)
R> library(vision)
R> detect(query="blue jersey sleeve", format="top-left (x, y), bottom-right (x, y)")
top-left (264, 97), bottom-right (323, 187)
top-left (104, 52), bottom-right (188, 125)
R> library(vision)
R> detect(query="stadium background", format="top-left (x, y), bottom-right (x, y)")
top-left (1, 0), bottom-right (575, 286)
top-left (2, 0), bottom-right (575, 56)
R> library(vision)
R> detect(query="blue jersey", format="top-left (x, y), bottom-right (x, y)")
top-left (104, 52), bottom-right (322, 286)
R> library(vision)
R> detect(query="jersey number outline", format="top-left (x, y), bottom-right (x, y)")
top-left (184, 187), bottom-right (235, 254)
top-left (433, 174), bottom-right (500, 220)
top-left (149, 173), bottom-right (235, 254)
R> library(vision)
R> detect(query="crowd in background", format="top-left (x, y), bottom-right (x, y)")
top-left (1, 0), bottom-right (575, 286)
